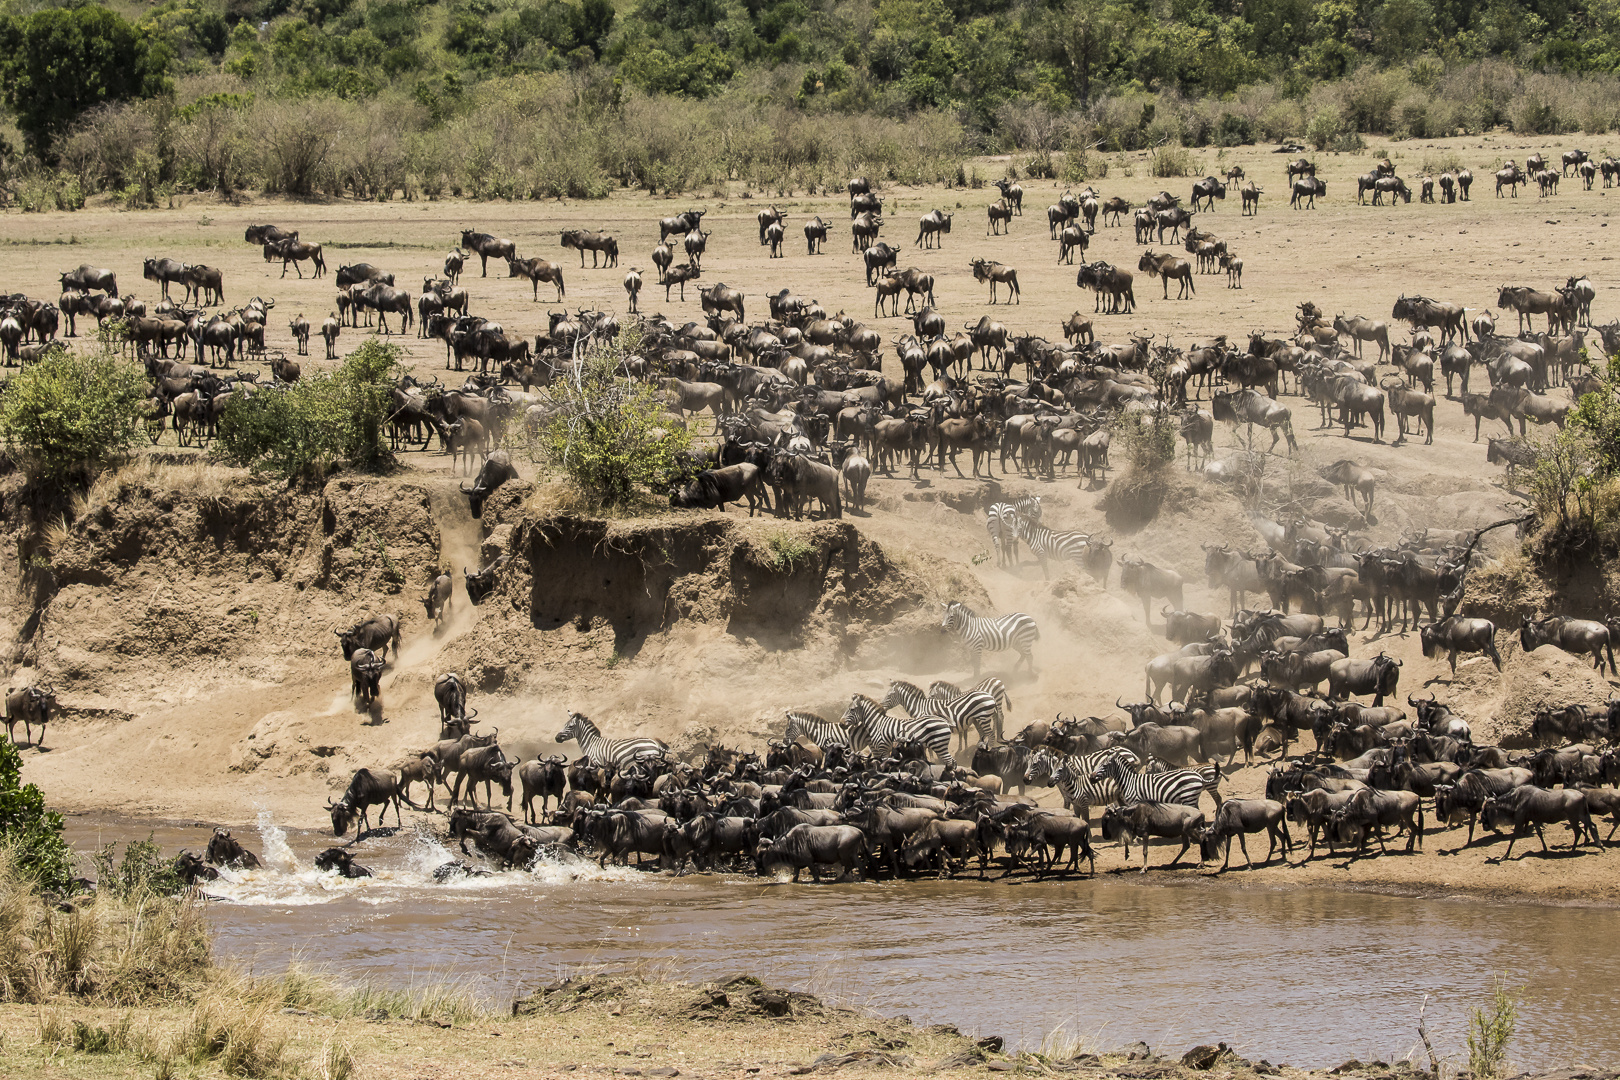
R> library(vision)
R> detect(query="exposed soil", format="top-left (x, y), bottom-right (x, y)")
top-left (2, 971), bottom-right (1545, 1080)
top-left (5, 133), bottom-right (1620, 903)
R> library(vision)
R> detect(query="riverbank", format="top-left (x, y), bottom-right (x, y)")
top-left (0, 969), bottom-right (1529, 1080)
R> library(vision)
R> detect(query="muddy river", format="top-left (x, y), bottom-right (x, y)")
top-left (66, 815), bottom-right (1620, 1069)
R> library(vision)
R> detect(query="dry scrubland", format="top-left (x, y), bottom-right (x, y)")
top-left (4, 132), bottom-right (1620, 902)
top-left (0, 968), bottom-right (1476, 1080)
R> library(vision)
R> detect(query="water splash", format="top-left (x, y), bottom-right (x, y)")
top-left (255, 806), bottom-right (301, 875)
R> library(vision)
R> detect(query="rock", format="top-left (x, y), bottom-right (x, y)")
top-left (1182, 1045), bottom-right (1223, 1070)
top-left (1333, 1061), bottom-right (1368, 1074)
top-left (751, 990), bottom-right (791, 1017)
top-left (976, 1036), bottom-right (1005, 1053)
top-left (1117, 1042), bottom-right (1153, 1061)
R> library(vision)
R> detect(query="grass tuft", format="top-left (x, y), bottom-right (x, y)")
top-left (1468, 975), bottom-right (1521, 1079)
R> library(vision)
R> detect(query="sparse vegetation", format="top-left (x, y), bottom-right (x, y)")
top-left (1149, 142), bottom-right (1195, 178)
top-left (0, 345), bottom-right (148, 485)
top-left (1467, 976), bottom-right (1522, 1079)
top-left (537, 331), bottom-right (692, 507)
top-left (765, 531), bottom-right (816, 571)
top-left (215, 340), bottom-right (403, 480)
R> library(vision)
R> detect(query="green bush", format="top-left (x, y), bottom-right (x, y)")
top-left (0, 739), bottom-right (73, 893)
top-left (1149, 142), bottom-right (1194, 177)
top-left (538, 332), bottom-right (691, 505)
top-left (215, 340), bottom-right (402, 479)
top-left (0, 345), bottom-right (148, 484)
top-left (91, 835), bottom-right (183, 900)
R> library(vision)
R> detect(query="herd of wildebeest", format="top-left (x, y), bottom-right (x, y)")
top-left (2, 151), bottom-right (1617, 885)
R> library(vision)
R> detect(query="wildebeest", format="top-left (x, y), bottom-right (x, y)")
top-left (1100, 803), bottom-right (1206, 872)
top-left (755, 823), bottom-right (868, 882)
top-left (1198, 799), bottom-right (1289, 871)
top-left (1327, 653), bottom-right (1402, 705)
top-left (4, 684), bottom-right (56, 747)
top-left (970, 259), bottom-right (1020, 304)
top-left (460, 230), bottom-right (517, 275)
top-left (350, 648), bottom-right (385, 707)
top-left (464, 554), bottom-right (511, 605)
top-left (328, 767), bottom-right (411, 836)
top-left (1421, 616), bottom-right (1501, 674)
top-left (205, 828), bottom-right (262, 870)
top-left (424, 573), bottom-right (452, 626)
top-left (1289, 177), bottom-right (1326, 208)
top-left (434, 672), bottom-right (472, 730)
top-left (669, 462), bottom-right (766, 515)
top-left (1520, 616), bottom-right (1616, 674)
top-left (314, 848), bottom-right (373, 878)
top-left (519, 755), bottom-right (569, 824)
top-left (461, 450), bottom-right (518, 518)
top-left (508, 257), bottom-right (566, 302)
top-left (1481, 785), bottom-right (1600, 859)
top-left (336, 615), bottom-right (402, 662)
top-left (1119, 557), bottom-right (1184, 624)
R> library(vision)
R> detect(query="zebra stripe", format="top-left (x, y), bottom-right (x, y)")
top-left (842, 693), bottom-right (956, 766)
top-left (1015, 494), bottom-right (1043, 523)
top-left (1026, 747), bottom-right (1138, 813)
top-left (941, 601), bottom-right (1039, 675)
top-left (782, 710), bottom-right (852, 748)
top-left (930, 678), bottom-right (1014, 719)
top-left (1091, 753), bottom-right (1219, 808)
top-left (1015, 515), bottom-right (1092, 572)
top-left (880, 680), bottom-right (999, 749)
top-left (987, 502), bottom-right (1018, 566)
top-left (555, 712), bottom-right (667, 772)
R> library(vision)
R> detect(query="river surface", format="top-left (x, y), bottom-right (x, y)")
top-left (66, 814), bottom-right (1620, 1070)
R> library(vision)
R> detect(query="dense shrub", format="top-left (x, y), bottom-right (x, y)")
top-left (0, 739), bottom-right (72, 893)
top-left (537, 332), bottom-right (692, 506)
top-left (215, 340), bottom-right (401, 478)
top-left (0, 344), bottom-right (149, 484)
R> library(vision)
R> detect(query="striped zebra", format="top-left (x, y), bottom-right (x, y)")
top-left (1090, 752), bottom-right (1220, 808)
top-left (1025, 746), bottom-right (1138, 815)
top-left (555, 712), bottom-right (667, 772)
top-left (986, 502), bottom-right (1018, 567)
top-left (879, 680), bottom-right (999, 751)
top-left (842, 693), bottom-right (955, 765)
top-left (929, 678), bottom-right (1011, 739)
top-left (782, 709), bottom-right (852, 748)
top-left (1015, 494), bottom-right (1042, 523)
top-left (940, 601), bottom-right (1038, 676)
top-left (1014, 514), bottom-right (1092, 579)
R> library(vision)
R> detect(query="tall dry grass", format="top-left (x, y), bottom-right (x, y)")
top-left (0, 843), bottom-right (213, 1006)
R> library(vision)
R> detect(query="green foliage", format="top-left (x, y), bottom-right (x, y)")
top-left (1467, 976), bottom-right (1522, 1079)
top-left (0, 739), bottom-right (72, 894)
top-left (91, 835), bottom-right (184, 901)
top-left (0, 6), bottom-right (172, 160)
top-left (538, 331), bottom-right (692, 506)
top-left (765, 531), bottom-right (815, 570)
top-left (0, 345), bottom-right (148, 484)
top-left (215, 340), bottom-right (402, 479)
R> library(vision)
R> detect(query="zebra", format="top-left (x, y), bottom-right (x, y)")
top-left (1014, 514), bottom-right (1092, 579)
top-left (555, 712), bottom-right (667, 772)
top-left (783, 709), bottom-right (852, 748)
top-left (940, 601), bottom-right (1038, 676)
top-left (1015, 494), bottom-right (1042, 523)
top-left (986, 502), bottom-right (1018, 567)
top-left (879, 679), bottom-right (999, 751)
top-left (842, 693), bottom-right (955, 765)
top-left (1089, 753), bottom-right (1220, 809)
top-left (929, 678), bottom-right (1011, 736)
top-left (1026, 746), bottom-right (1138, 816)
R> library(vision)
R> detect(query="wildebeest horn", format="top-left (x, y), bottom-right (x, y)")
top-left (1115, 697), bottom-right (1126, 709)
top-left (460, 481), bottom-right (474, 492)
top-left (465, 708), bottom-right (479, 720)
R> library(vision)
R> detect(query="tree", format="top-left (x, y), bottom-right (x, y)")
top-left (1042, 0), bottom-right (1129, 107)
top-left (0, 739), bottom-right (72, 893)
top-left (0, 345), bottom-right (148, 485)
top-left (0, 7), bottom-right (171, 160)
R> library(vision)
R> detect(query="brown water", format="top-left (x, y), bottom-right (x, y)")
top-left (67, 815), bottom-right (1620, 1070)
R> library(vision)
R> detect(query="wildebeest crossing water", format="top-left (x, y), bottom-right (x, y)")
top-left (67, 815), bottom-right (1620, 1070)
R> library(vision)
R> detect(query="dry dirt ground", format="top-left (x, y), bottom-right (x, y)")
top-left (0, 973), bottom-right (1448, 1080)
top-left (5, 132), bottom-right (1620, 903)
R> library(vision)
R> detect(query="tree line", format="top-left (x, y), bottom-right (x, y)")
top-left (3, 0), bottom-right (1620, 195)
